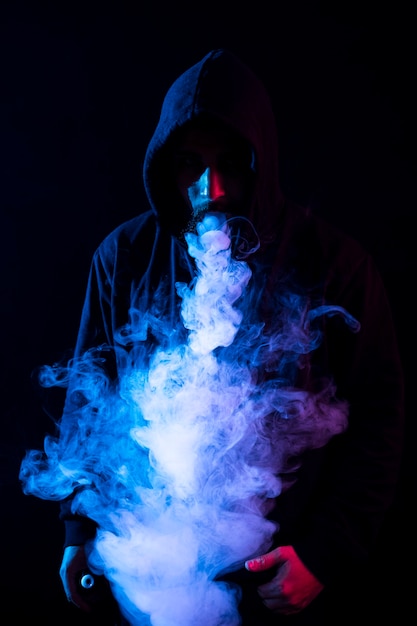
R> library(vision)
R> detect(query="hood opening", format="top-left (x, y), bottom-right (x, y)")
top-left (143, 49), bottom-right (284, 248)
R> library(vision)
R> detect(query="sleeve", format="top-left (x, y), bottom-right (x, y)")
top-left (57, 215), bottom-right (158, 548)
top-left (291, 252), bottom-right (405, 586)
top-left (59, 247), bottom-right (115, 546)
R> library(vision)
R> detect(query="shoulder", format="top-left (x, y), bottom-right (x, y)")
top-left (270, 202), bottom-right (381, 300)
top-left (286, 202), bottom-right (371, 269)
top-left (94, 211), bottom-right (158, 262)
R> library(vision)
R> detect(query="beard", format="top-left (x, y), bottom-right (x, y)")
top-left (186, 205), bottom-right (229, 233)
top-left (180, 204), bottom-right (260, 262)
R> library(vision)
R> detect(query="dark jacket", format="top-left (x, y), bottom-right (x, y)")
top-left (59, 49), bottom-right (404, 623)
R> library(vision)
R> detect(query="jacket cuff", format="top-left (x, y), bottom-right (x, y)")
top-left (63, 518), bottom-right (97, 547)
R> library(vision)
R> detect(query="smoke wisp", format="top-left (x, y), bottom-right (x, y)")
top-left (20, 215), bottom-right (359, 625)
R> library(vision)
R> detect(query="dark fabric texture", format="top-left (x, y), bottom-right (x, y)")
top-left (59, 48), bottom-right (404, 624)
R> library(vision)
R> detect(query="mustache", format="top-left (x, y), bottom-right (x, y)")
top-left (184, 212), bottom-right (260, 261)
top-left (185, 203), bottom-right (228, 232)
top-left (192, 199), bottom-right (229, 215)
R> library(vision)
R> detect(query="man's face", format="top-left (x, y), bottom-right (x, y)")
top-left (173, 123), bottom-right (255, 230)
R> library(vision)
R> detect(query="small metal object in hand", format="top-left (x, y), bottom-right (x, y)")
top-left (80, 572), bottom-right (95, 590)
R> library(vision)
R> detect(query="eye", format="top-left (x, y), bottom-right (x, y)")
top-left (219, 151), bottom-right (253, 176)
top-left (174, 151), bottom-right (203, 173)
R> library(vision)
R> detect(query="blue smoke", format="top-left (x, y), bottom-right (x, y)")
top-left (20, 214), bottom-right (359, 625)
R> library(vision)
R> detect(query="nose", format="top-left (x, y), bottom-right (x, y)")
top-left (197, 167), bottom-right (225, 202)
top-left (208, 167), bottom-right (225, 201)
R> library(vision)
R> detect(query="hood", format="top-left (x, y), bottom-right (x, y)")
top-left (143, 48), bottom-right (284, 245)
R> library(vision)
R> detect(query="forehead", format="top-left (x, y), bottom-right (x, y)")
top-left (174, 123), bottom-right (249, 154)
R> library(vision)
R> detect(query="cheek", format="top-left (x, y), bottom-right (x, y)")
top-left (229, 176), bottom-right (253, 207)
top-left (175, 174), bottom-right (193, 205)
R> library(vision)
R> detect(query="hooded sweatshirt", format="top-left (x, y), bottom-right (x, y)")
top-left (58, 49), bottom-right (404, 621)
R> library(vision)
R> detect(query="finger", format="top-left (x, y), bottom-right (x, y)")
top-left (68, 587), bottom-right (94, 613)
top-left (263, 600), bottom-right (300, 615)
top-left (65, 573), bottom-right (93, 613)
top-left (257, 583), bottom-right (298, 615)
top-left (258, 580), bottom-right (283, 598)
top-left (245, 548), bottom-right (280, 572)
top-left (258, 587), bottom-right (290, 614)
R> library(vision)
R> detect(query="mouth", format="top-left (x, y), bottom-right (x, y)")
top-left (192, 197), bottom-right (226, 211)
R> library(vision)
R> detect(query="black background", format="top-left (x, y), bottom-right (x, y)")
top-left (1, 1), bottom-right (415, 623)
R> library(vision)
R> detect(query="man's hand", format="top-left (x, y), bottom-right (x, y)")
top-left (60, 544), bottom-right (95, 613)
top-left (245, 545), bottom-right (324, 614)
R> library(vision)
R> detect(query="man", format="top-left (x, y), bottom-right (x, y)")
top-left (21, 49), bottom-right (404, 625)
